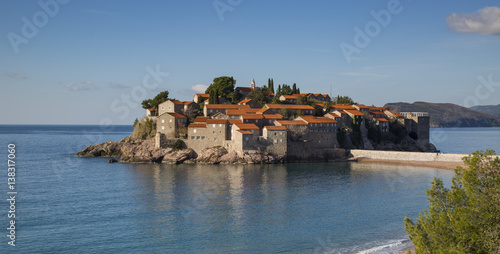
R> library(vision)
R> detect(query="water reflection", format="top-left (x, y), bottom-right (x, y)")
top-left (127, 162), bottom-right (453, 253)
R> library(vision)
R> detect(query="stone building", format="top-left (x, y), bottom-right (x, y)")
top-left (264, 104), bottom-right (315, 116)
top-left (238, 99), bottom-right (261, 108)
top-left (401, 112), bottom-right (430, 144)
top-left (157, 112), bottom-right (188, 138)
top-left (204, 104), bottom-right (250, 117)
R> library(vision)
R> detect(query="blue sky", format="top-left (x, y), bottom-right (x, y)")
top-left (1, 0), bottom-right (499, 124)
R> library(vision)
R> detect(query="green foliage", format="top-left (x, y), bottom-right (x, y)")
top-left (405, 150), bottom-right (500, 254)
top-left (227, 91), bottom-right (243, 104)
top-left (268, 78), bottom-right (274, 95)
top-left (334, 95), bottom-right (356, 105)
top-left (133, 118), bottom-right (139, 127)
top-left (295, 94), bottom-right (308, 105)
top-left (292, 83), bottom-right (297, 94)
top-left (247, 87), bottom-right (272, 106)
top-left (280, 107), bottom-right (292, 120)
top-left (209, 89), bottom-right (219, 104)
top-left (132, 118), bottom-right (156, 140)
top-left (171, 139), bottom-right (184, 151)
top-left (388, 120), bottom-right (406, 144)
top-left (205, 76), bottom-right (236, 99)
top-left (141, 90), bottom-right (171, 109)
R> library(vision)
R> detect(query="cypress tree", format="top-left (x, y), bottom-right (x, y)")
top-left (292, 83), bottom-right (297, 94)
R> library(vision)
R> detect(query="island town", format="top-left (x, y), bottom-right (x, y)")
top-left (138, 77), bottom-right (434, 162)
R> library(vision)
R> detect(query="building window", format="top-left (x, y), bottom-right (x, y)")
top-left (274, 139), bottom-right (277, 143)
top-left (162, 126), bottom-right (164, 130)
top-left (162, 120), bottom-right (165, 123)
top-left (161, 106), bottom-right (164, 110)
top-left (202, 136), bottom-right (205, 140)
top-left (197, 136), bottom-right (200, 139)
top-left (168, 106), bottom-right (171, 110)
top-left (191, 136), bottom-right (194, 140)
top-left (213, 124), bottom-right (216, 128)
top-left (280, 132), bottom-right (283, 135)
top-left (274, 132), bottom-right (277, 136)
top-left (219, 124), bottom-right (222, 127)
top-left (194, 129), bottom-right (197, 133)
top-left (214, 137), bottom-right (217, 141)
top-left (170, 119), bottom-right (172, 122)
top-left (280, 139), bottom-right (283, 142)
top-left (213, 131), bottom-right (215, 134)
top-left (245, 137), bottom-right (249, 141)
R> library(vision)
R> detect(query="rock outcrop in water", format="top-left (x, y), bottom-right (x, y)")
top-left (77, 136), bottom-right (285, 164)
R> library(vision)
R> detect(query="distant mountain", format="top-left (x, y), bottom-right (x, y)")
top-left (470, 104), bottom-right (500, 116)
top-left (384, 101), bottom-right (500, 127)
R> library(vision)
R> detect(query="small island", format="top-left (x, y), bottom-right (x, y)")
top-left (77, 76), bottom-right (437, 164)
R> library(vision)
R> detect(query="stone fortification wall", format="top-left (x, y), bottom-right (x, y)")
top-left (348, 149), bottom-right (492, 162)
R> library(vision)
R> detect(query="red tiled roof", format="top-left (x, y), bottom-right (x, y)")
top-left (263, 114), bottom-right (283, 119)
top-left (168, 113), bottom-right (187, 118)
top-left (195, 94), bottom-right (210, 97)
top-left (333, 104), bottom-right (355, 110)
top-left (243, 108), bottom-right (261, 114)
top-left (188, 123), bottom-right (206, 128)
top-left (264, 126), bottom-right (287, 131)
top-left (298, 116), bottom-right (337, 123)
top-left (354, 104), bottom-right (369, 109)
top-left (238, 99), bottom-right (252, 104)
top-left (206, 104), bottom-right (251, 109)
top-left (280, 95), bottom-right (297, 99)
top-left (194, 116), bottom-right (209, 122)
top-left (344, 110), bottom-right (365, 116)
top-left (235, 87), bottom-right (254, 92)
top-left (275, 120), bottom-right (307, 126)
top-left (375, 118), bottom-right (389, 122)
top-left (369, 110), bottom-right (386, 115)
top-left (242, 114), bottom-right (264, 119)
top-left (234, 123), bottom-right (260, 130)
top-left (334, 110), bottom-right (348, 115)
top-left (206, 119), bottom-right (228, 124)
top-left (227, 109), bottom-right (246, 115)
top-left (183, 101), bottom-right (194, 105)
top-left (265, 104), bottom-right (315, 110)
top-left (147, 108), bottom-right (156, 111)
top-left (237, 130), bottom-right (253, 135)
top-left (228, 119), bottom-right (243, 124)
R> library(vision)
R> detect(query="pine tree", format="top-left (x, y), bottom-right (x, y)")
top-left (292, 83), bottom-right (297, 94)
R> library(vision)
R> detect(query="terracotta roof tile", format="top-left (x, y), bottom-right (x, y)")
top-left (206, 119), bottom-right (228, 124)
top-left (242, 114), bottom-right (264, 119)
top-left (264, 126), bottom-right (287, 131)
top-left (168, 113), bottom-right (187, 118)
top-left (263, 114), bottom-right (283, 119)
top-left (188, 123), bottom-right (206, 128)
top-left (375, 118), bottom-right (389, 122)
top-left (206, 104), bottom-right (251, 109)
top-left (275, 120), bottom-right (308, 126)
top-left (194, 116), bottom-right (209, 122)
top-left (228, 119), bottom-right (242, 124)
top-left (265, 104), bottom-right (315, 110)
top-left (226, 109), bottom-right (246, 115)
top-left (237, 130), bottom-right (253, 135)
top-left (344, 110), bottom-right (365, 116)
top-left (234, 123), bottom-right (260, 130)
top-left (333, 104), bottom-right (355, 110)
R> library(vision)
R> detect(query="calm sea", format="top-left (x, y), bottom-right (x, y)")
top-left (1, 125), bottom-right (496, 253)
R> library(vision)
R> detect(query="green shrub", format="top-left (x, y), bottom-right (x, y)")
top-left (132, 118), bottom-right (156, 140)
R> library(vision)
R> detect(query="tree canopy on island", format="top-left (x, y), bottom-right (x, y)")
top-left (141, 90), bottom-right (171, 109)
top-left (404, 150), bottom-right (500, 253)
top-left (205, 76), bottom-right (236, 99)
top-left (334, 95), bottom-right (356, 105)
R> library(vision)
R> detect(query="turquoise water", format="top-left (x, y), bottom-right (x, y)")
top-left (0, 125), bottom-right (469, 253)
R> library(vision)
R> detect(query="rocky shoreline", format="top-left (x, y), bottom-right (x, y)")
top-left (77, 135), bottom-right (439, 165)
top-left (77, 136), bottom-right (288, 164)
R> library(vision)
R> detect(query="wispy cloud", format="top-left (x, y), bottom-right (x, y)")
top-left (191, 84), bottom-right (208, 93)
top-left (447, 6), bottom-right (500, 35)
top-left (109, 82), bottom-right (129, 89)
top-left (83, 9), bottom-right (116, 15)
top-left (4, 71), bottom-right (27, 80)
top-left (65, 80), bottom-right (94, 91)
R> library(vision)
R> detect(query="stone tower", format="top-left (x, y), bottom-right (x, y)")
top-left (251, 79), bottom-right (255, 89)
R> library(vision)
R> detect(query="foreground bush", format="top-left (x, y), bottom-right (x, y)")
top-left (405, 150), bottom-right (500, 253)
